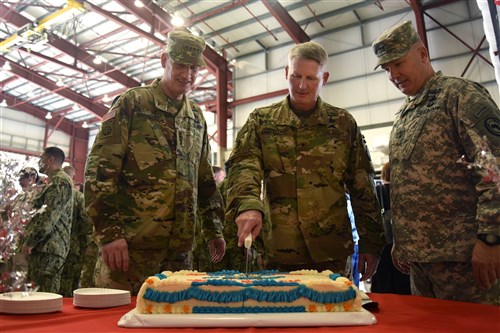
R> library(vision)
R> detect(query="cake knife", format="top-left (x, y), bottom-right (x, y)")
top-left (242, 234), bottom-right (252, 308)
top-left (244, 234), bottom-right (252, 277)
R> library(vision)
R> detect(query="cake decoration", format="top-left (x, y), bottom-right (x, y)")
top-left (136, 270), bottom-right (362, 314)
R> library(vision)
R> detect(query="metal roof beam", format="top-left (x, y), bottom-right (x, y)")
top-left (0, 91), bottom-right (88, 139)
top-left (118, 0), bottom-right (230, 77)
top-left (0, 2), bottom-right (140, 88)
top-left (261, 0), bottom-right (310, 43)
top-left (1, 55), bottom-right (108, 118)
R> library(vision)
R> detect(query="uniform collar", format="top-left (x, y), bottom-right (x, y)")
top-left (151, 78), bottom-right (195, 119)
top-left (274, 95), bottom-right (327, 127)
top-left (404, 71), bottom-right (442, 107)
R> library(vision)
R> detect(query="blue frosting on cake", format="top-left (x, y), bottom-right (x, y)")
top-left (192, 306), bottom-right (306, 313)
top-left (142, 270), bottom-right (357, 310)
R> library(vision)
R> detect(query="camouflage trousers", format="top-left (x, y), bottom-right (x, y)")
top-left (94, 248), bottom-right (191, 296)
top-left (27, 252), bottom-right (65, 293)
top-left (267, 258), bottom-right (347, 275)
top-left (410, 261), bottom-right (500, 305)
top-left (80, 241), bottom-right (98, 288)
top-left (192, 234), bottom-right (213, 272)
top-left (59, 253), bottom-right (85, 297)
top-left (194, 220), bottom-right (265, 273)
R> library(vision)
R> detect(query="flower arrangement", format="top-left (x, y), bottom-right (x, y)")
top-left (457, 136), bottom-right (499, 193)
top-left (0, 151), bottom-right (40, 293)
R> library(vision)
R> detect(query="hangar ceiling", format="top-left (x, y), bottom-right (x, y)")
top-left (0, 0), bottom-right (496, 143)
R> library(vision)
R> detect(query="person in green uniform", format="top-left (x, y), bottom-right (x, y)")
top-left (21, 147), bottom-right (73, 293)
top-left (84, 30), bottom-right (225, 295)
top-left (372, 20), bottom-right (499, 305)
top-left (59, 165), bottom-right (93, 296)
top-left (226, 41), bottom-right (384, 280)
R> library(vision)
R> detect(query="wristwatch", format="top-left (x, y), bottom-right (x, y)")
top-left (477, 234), bottom-right (500, 246)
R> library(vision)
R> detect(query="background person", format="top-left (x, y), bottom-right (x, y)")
top-left (84, 30), bottom-right (225, 295)
top-left (59, 165), bottom-right (93, 296)
top-left (21, 146), bottom-right (73, 293)
top-left (372, 20), bottom-right (499, 304)
top-left (226, 41), bottom-right (384, 279)
top-left (371, 162), bottom-right (411, 294)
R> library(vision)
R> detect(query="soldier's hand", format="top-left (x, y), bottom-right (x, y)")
top-left (21, 244), bottom-right (33, 254)
top-left (235, 210), bottom-right (262, 247)
top-left (472, 240), bottom-right (500, 289)
top-left (102, 238), bottom-right (129, 271)
top-left (358, 253), bottom-right (379, 281)
top-left (208, 237), bottom-right (226, 263)
top-left (390, 243), bottom-right (410, 274)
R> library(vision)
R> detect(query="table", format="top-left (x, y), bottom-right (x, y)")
top-left (1, 294), bottom-right (498, 332)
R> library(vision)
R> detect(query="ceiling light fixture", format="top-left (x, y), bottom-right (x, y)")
top-left (93, 55), bottom-right (102, 65)
top-left (2, 61), bottom-right (12, 71)
top-left (171, 13), bottom-right (185, 27)
top-left (102, 94), bottom-right (111, 102)
top-left (0, 99), bottom-right (7, 107)
top-left (134, 0), bottom-right (144, 7)
top-left (45, 112), bottom-right (52, 120)
top-left (56, 78), bottom-right (64, 87)
top-left (82, 121), bottom-right (89, 128)
top-left (72, 103), bottom-right (79, 111)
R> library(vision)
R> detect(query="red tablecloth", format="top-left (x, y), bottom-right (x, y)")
top-left (1, 294), bottom-right (499, 333)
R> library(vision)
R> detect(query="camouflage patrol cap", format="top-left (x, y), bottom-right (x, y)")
top-left (166, 30), bottom-right (207, 67)
top-left (372, 21), bottom-right (421, 70)
top-left (19, 167), bottom-right (39, 181)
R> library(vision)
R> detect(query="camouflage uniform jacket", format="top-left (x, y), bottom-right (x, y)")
top-left (85, 78), bottom-right (224, 255)
top-left (390, 71), bottom-right (500, 262)
top-left (67, 189), bottom-right (92, 258)
top-left (23, 170), bottom-right (73, 258)
top-left (226, 96), bottom-right (384, 264)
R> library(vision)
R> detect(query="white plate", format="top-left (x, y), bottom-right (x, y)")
top-left (73, 288), bottom-right (131, 308)
top-left (0, 292), bottom-right (63, 314)
top-left (73, 298), bottom-right (131, 308)
top-left (118, 309), bottom-right (377, 328)
top-left (73, 288), bottom-right (130, 296)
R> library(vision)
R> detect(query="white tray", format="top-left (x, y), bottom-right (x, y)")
top-left (118, 308), bottom-right (377, 328)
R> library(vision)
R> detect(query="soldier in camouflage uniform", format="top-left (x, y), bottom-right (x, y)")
top-left (193, 166), bottom-right (226, 272)
top-left (79, 229), bottom-right (98, 288)
top-left (84, 30), bottom-right (225, 295)
top-left (59, 166), bottom-right (93, 296)
top-left (372, 21), bottom-right (499, 305)
top-left (226, 41), bottom-right (385, 280)
top-left (194, 165), bottom-right (263, 272)
top-left (21, 147), bottom-right (73, 293)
